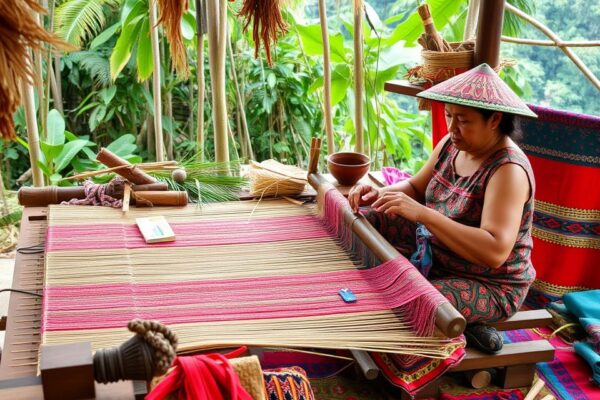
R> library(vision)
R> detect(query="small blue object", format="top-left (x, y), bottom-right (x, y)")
top-left (338, 288), bottom-right (357, 303)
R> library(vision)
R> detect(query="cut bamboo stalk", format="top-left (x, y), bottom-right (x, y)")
top-left (353, 0), bottom-right (364, 153)
top-left (319, 0), bottom-right (335, 155)
top-left (207, 0), bottom-right (229, 163)
top-left (21, 64), bottom-right (44, 187)
top-left (195, 0), bottom-right (207, 161)
top-left (149, 0), bottom-right (165, 161)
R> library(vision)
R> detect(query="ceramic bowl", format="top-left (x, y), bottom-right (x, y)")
top-left (326, 152), bottom-right (370, 186)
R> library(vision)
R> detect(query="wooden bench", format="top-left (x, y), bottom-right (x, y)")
top-left (397, 309), bottom-right (555, 399)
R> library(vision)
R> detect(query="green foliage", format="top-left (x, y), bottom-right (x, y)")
top-left (55, 0), bottom-right (121, 47)
top-left (501, 1), bottom-right (600, 115)
top-left (16, 109), bottom-right (140, 185)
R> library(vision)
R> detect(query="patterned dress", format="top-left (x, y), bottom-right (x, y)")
top-left (366, 139), bottom-right (536, 323)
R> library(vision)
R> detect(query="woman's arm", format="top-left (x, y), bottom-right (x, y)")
top-left (349, 135), bottom-right (449, 211)
top-left (418, 163), bottom-right (530, 268)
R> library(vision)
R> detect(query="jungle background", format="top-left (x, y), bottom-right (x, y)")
top-left (0, 0), bottom-right (598, 192)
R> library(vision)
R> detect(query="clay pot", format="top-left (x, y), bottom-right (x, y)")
top-left (326, 152), bottom-right (370, 186)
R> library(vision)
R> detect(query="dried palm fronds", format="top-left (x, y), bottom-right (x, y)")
top-left (157, 0), bottom-right (189, 78)
top-left (239, 0), bottom-right (288, 65)
top-left (0, 0), bottom-right (73, 141)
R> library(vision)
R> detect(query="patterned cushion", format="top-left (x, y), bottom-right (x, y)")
top-left (263, 366), bottom-right (315, 400)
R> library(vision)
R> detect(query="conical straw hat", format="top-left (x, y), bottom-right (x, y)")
top-left (417, 63), bottom-right (537, 118)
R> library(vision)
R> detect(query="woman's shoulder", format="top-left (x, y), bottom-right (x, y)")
top-left (492, 142), bottom-right (532, 168)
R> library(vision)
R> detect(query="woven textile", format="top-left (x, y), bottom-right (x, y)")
top-left (504, 328), bottom-right (599, 399)
top-left (520, 105), bottom-right (600, 301)
top-left (41, 199), bottom-right (462, 393)
top-left (263, 367), bottom-right (315, 400)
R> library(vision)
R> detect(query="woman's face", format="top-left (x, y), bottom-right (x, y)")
top-left (444, 104), bottom-right (502, 152)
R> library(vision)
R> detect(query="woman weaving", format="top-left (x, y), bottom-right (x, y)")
top-left (349, 64), bottom-right (537, 354)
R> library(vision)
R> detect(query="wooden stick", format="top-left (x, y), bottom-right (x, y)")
top-left (122, 183), bottom-right (131, 213)
top-left (62, 161), bottom-right (177, 181)
top-left (524, 379), bottom-right (545, 400)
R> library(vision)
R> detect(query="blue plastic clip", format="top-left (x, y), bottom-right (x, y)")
top-left (338, 288), bottom-right (357, 303)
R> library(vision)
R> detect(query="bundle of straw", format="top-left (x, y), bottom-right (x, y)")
top-left (248, 160), bottom-right (306, 197)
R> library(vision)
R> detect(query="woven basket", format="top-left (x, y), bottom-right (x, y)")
top-left (420, 42), bottom-right (474, 82)
top-left (407, 41), bottom-right (474, 110)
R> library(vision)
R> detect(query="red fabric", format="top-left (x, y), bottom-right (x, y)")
top-left (532, 239), bottom-right (600, 289)
top-left (529, 155), bottom-right (600, 209)
top-left (431, 100), bottom-right (448, 147)
top-left (146, 353), bottom-right (253, 400)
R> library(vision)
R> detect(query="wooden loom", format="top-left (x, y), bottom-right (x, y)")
top-left (0, 142), bottom-right (553, 399)
top-left (0, 173), bottom-right (466, 398)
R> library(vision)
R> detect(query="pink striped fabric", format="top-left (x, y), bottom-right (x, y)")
top-left (46, 215), bottom-right (330, 251)
top-left (42, 257), bottom-right (444, 334)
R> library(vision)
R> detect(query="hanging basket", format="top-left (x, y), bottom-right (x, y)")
top-left (407, 42), bottom-right (475, 110)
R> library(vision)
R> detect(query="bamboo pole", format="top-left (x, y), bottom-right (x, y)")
top-left (43, 0), bottom-right (56, 124)
top-left (161, 38), bottom-right (174, 160)
top-left (195, 0), bottom-right (206, 161)
top-left (463, 0), bottom-right (480, 40)
top-left (54, 55), bottom-right (63, 110)
top-left (228, 30), bottom-right (253, 161)
top-left (0, 167), bottom-right (9, 215)
top-left (318, 0), bottom-right (334, 155)
top-left (149, 0), bottom-right (165, 161)
top-left (501, 36), bottom-right (600, 47)
top-left (207, 0), bottom-right (229, 163)
top-left (188, 77), bottom-right (194, 142)
top-left (353, 0), bottom-right (364, 154)
top-left (505, 3), bottom-right (600, 91)
top-left (21, 74), bottom-right (44, 187)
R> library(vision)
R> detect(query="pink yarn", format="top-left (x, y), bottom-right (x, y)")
top-left (62, 180), bottom-right (122, 208)
top-left (46, 215), bottom-right (329, 251)
top-left (381, 167), bottom-right (412, 186)
top-left (43, 256), bottom-right (445, 335)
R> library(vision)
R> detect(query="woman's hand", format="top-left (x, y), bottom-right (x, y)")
top-left (372, 192), bottom-right (430, 223)
top-left (348, 184), bottom-right (380, 212)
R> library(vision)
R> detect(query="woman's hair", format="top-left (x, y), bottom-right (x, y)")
top-left (474, 108), bottom-right (523, 142)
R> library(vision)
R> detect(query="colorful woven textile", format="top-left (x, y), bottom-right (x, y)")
top-left (439, 389), bottom-right (525, 400)
top-left (263, 367), bottom-right (315, 400)
top-left (41, 198), bottom-right (462, 393)
top-left (520, 105), bottom-right (600, 301)
top-left (504, 328), bottom-right (600, 399)
top-left (417, 64), bottom-right (537, 118)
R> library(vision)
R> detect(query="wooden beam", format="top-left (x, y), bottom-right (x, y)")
top-left (490, 309), bottom-right (552, 331)
top-left (383, 80), bottom-right (423, 97)
top-left (452, 340), bottom-right (554, 371)
top-left (474, 0), bottom-right (505, 68)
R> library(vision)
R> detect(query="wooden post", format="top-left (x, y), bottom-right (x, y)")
top-left (149, 0), bottom-right (165, 161)
top-left (318, 0), bottom-right (335, 155)
top-left (207, 0), bottom-right (229, 163)
top-left (21, 77), bottom-right (44, 187)
top-left (353, 0), bottom-right (364, 153)
top-left (474, 0), bottom-right (505, 68)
